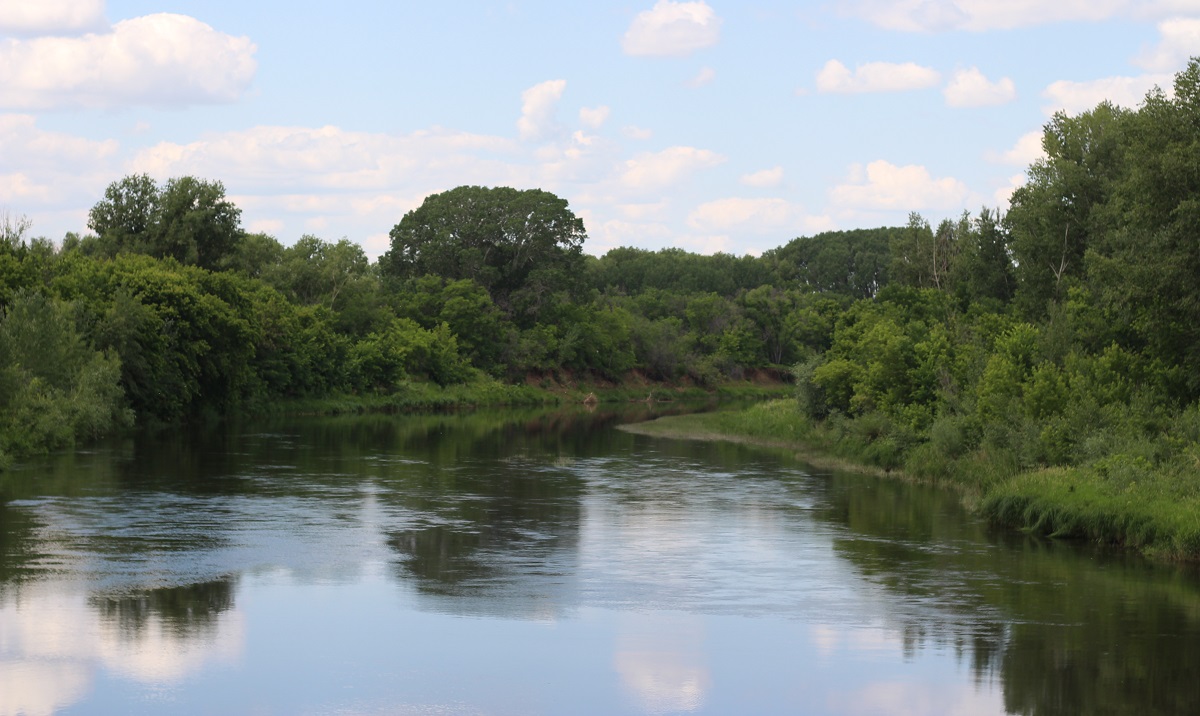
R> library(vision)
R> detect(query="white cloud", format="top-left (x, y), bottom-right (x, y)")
top-left (587, 217), bottom-right (674, 254)
top-left (816, 59), bottom-right (941, 94)
top-left (129, 124), bottom-right (519, 191)
top-left (622, 1), bottom-right (721, 57)
top-left (838, 0), bottom-right (1128, 32)
top-left (517, 79), bottom-right (567, 141)
top-left (1136, 18), bottom-right (1200, 72)
top-left (1134, 1), bottom-right (1200, 18)
top-left (619, 146), bottom-right (725, 191)
top-left (0, 114), bottom-right (118, 210)
top-left (994, 173), bottom-right (1026, 208)
top-left (0, 173), bottom-right (51, 203)
top-left (579, 105), bottom-right (611, 129)
top-left (617, 201), bottom-right (671, 220)
top-left (943, 67), bottom-right (1016, 107)
top-left (623, 125), bottom-right (654, 140)
top-left (534, 130), bottom-right (623, 185)
top-left (739, 166), bottom-right (784, 188)
top-left (0, 14), bottom-right (256, 110)
top-left (987, 130), bottom-right (1045, 166)
top-left (122, 121), bottom-right (721, 258)
top-left (830, 680), bottom-right (1005, 716)
top-left (0, 661), bottom-right (92, 716)
top-left (0, 114), bottom-right (118, 168)
top-left (673, 232), bottom-right (738, 254)
top-left (1041, 73), bottom-right (1171, 115)
top-left (0, 0), bottom-right (107, 36)
top-left (687, 197), bottom-right (818, 235)
top-left (830, 160), bottom-right (972, 210)
top-left (129, 123), bottom-right (540, 256)
top-left (246, 218), bottom-right (284, 235)
top-left (687, 66), bottom-right (717, 87)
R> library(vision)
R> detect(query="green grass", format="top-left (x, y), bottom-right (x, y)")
top-left (620, 400), bottom-right (896, 477)
top-left (982, 466), bottom-right (1200, 559)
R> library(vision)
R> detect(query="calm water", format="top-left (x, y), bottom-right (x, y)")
top-left (2, 406), bottom-right (1199, 715)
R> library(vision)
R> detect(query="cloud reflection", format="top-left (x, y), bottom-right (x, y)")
top-left (0, 660), bottom-right (91, 716)
top-left (613, 612), bottom-right (710, 714)
top-left (829, 680), bottom-right (1004, 716)
top-left (0, 579), bottom-right (244, 712)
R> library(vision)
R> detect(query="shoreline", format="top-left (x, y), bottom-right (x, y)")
top-left (619, 401), bottom-right (1200, 563)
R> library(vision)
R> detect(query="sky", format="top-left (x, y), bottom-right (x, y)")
top-left (2, 1), bottom-right (1198, 260)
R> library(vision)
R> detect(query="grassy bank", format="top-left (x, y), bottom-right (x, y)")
top-left (623, 400), bottom-right (1200, 561)
top-left (247, 377), bottom-right (791, 417)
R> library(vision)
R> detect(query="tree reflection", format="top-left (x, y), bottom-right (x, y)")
top-left (0, 500), bottom-right (39, 590)
top-left (385, 454), bottom-right (583, 603)
top-left (814, 469), bottom-right (1200, 715)
top-left (91, 577), bottom-right (237, 637)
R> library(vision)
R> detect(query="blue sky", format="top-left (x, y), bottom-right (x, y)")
top-left (2, 1), bottom-right (1196, 258)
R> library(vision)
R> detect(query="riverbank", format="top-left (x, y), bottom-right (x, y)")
top-left (0, 374), bottom-right (790, 471)
top-left (622, 400), bottom-right (1200, 561)
top-left (268, 376), bottom-right (791, 416)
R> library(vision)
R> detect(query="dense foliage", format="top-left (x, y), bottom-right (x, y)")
top-left (771, 60), bottom-right (1200, 556)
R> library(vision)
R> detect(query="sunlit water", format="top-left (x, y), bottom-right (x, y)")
top-left (2, 407), bottom-right (1198, 715)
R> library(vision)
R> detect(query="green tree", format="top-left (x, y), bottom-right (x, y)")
top-left (52, 254), bottom-right (254, 420)
top-left (0, 291), bottom-right (131, 458)
top-left (381, 186), bottom-right (586, 324)
top-left (1007, 103), bottom-right (1127, 317)
top-left (763, 227), bottom-right (895, 298)
top-left (88, 174), bottom-right (243, 271)
top-left (954, 208), bottom-right (1015, 306)
top-left (223, 231), bottom-right (284, 279)
top-left (1084, 60), bottom-right (1200, 391)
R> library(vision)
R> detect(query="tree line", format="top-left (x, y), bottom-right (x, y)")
top-left (0, 178), bottom-right (905, 465)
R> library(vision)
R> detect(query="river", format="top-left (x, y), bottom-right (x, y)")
top-left (1, 406), bottom-right (1198, 715)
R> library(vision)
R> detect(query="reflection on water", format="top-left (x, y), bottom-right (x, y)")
top-left (0, 578), bottom-right (244, 716)
top-left (614, 613), bottom-right (710, 714)
top-left (0, 405), bottom-right (1198, 714)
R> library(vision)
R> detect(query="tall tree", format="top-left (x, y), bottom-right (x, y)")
top-left (88, 174), bottom-right (243, 271)
top-left (1086, 59), bottom-right (1200, 392)
top-left (380, 186), bottom-right (586, 324)
top-left (1007, 103), bottom-right (1127, 317)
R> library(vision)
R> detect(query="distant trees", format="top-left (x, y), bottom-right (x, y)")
top-left (762, 227), bottom-right (895, 298)
top-left (888, 211), bottom-right (1014, 308)
top-left (586, 247), bottom-right (769, 296)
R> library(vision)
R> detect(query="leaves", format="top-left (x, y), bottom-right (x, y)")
top-left (87, 174), bottom-right (243, 270)
top-left (382, 186), bottom-right (586, 325)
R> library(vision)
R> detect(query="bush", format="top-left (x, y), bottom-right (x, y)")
top-left (0, 291), bottom-right (131, 458)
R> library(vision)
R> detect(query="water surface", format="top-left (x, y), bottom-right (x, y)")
top-left (2, 406), bottom-right (1198, 715)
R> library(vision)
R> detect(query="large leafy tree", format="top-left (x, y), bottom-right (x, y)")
top-left (88, 174), bottom-right (243, 271)
top-left (1007, 103), bottom-right (1127, 317)
top-left (380, 186), bottom-right (586, 324)
top-left (1085, 59), bottom-right (1200, 391)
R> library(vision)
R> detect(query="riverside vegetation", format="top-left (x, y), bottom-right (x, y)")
top-left (5, 61), bottom-right (1200, 558)
top-left (633, 62), bottom-right (1200, 560)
